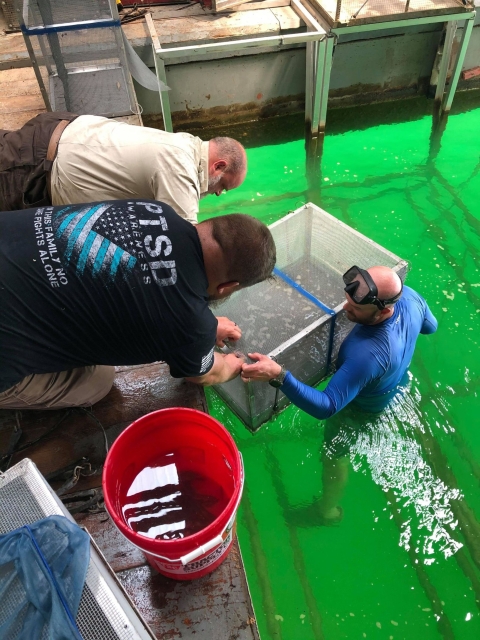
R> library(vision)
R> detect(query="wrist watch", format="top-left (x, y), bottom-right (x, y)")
top-left (269, 365), bottom-right (287, 388)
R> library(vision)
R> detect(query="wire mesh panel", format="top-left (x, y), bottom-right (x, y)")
top-left (1, 0), bottom-right (20, 31)
top-left (23, 0), bottom-right (113, 25)
top-left (0, 459), bottom-right (155, 640)
top-left (212, 203), bottom-right (408, 431)
top-left (15, 0), bottom-right (137, 116)
top-left (213, 276), bottom-right (328, 428)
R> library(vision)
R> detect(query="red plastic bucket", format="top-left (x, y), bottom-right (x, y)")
top-left (102, 408), bottom-right (244, 580)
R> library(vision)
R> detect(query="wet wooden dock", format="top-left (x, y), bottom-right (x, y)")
top-left (0, 364), bottom-right (259, 639)
top-left (0, 8), bottom-right (261, 633)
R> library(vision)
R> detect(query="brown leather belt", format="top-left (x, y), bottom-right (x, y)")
top-left (46, 119), bottom-right (71, 201)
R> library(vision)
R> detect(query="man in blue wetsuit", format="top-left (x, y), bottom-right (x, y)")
top-left (242, 265), bottom-right (437, 524)
top-left (241, 265), bottom-right (437, 418)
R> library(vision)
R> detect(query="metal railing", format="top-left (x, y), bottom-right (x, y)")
top-left (322, 0), bottom-right (475, 25)
top-left (145, 5), bottom-right (328, 134)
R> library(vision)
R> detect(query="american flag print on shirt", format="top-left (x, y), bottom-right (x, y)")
top-left (53, 203), bottom-right (137, 281)
top-left (200, 347), bottom-right (214, 374)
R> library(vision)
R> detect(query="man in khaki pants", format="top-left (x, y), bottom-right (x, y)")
top-left (0, 367), bottom-right (116, 411)
top-left (0, 199), bottom-right (276, 410)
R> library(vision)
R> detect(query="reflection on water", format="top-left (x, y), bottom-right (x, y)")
top-left (341, 381), bottom-right (464, 562)
top-left (121, 448), bottom-right (230, 540)
top-left (291, 376), bottom-right (467, 562)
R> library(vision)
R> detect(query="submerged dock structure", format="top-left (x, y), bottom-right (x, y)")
top-left (142, 0), bottom-right (477, 141)
top-left (1, 1), bottom-right (478, 136)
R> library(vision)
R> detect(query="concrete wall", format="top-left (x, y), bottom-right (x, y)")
top-left (135, 20), bottom-right (480, 129)
top-left (330, 25), bottom-right (443, 100)
top-left (136, 48), bottom-right (306, 128)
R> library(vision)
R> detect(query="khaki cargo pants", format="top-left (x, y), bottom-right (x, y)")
top-left (0, 366), bottom-right (115, 410)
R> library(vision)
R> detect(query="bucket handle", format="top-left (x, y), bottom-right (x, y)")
top-left (115, 452), bottom-right (245, 566)
top-left (180, 534), bottom-right (225, 566)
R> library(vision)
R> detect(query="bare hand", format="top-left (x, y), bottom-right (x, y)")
top-left (241, 353), bottom-right (281, 383)
top-left (216, 316), bottom-right (242, 348)
top-left (186, 351), bottom-right (246, 386)
top-left (223, 352), bottom-right (246, 381)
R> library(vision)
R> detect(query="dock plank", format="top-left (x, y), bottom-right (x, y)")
top-left (0, 363), bottom-right (206, 478)
top-left (124, 8), bottom-right (301, 46)
top-left (0, 66), bottom-right (42, 94)
top-left (271, 5), bottom-right (305, 29)
top-left (76, 512), bottom-right (147, 573)
top-left (116, 544), bottom-right (258, 640)
top-left (0, 31), bottom-right (27, 65)
top-left (74, 512), bottom-right (258, 639)
top-left (0, 93), bottom-right (45, 114)
top-left (147, 0), bottom-right (291, 19)
top-left (0, 109), bottom-right (47, 129)
top-left (0, 66), bottom-right (46, 128)
top-left (0, 67), bottom-right (52, 130)
top-left (0, 8), bottom-right (301, 68)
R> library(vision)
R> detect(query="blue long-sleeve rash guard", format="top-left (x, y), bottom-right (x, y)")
top-left (280, 286), bottom-right (437, 419)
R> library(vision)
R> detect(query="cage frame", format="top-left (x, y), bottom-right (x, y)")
top-left (212, 203), bottom-right (409, 432)
top-left (15, 0), bottom-right (138, 117)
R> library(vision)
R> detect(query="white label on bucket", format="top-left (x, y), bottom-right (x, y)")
top-left (152, 519), bottom-right (236, 576)
top-left (183, 529), bottom-right (233, 574)
top-left (127, 464), bottom-right (178, 496)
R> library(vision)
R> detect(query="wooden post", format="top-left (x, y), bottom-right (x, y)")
top-left (434, 21), bottom-right (457, 104)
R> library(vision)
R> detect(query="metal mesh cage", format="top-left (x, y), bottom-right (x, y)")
top-left (1, 0), bottom-right (20, 30)
top-left (0, 458), bottom-right (155, 640)
top-left (213, 203), bottom-right (408, 431)
top-left (23, 0), bottom-right (113, 25)
top-left (15, 0), bottom-right (137, 117)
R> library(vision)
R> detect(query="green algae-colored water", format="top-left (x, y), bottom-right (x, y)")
top-left (198, 94), bottom-right (480, 640)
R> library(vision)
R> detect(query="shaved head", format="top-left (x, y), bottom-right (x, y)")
top-left (344, 266), bottom-right (403, 326)
top-left (367, 266), bottom-right (402, 304)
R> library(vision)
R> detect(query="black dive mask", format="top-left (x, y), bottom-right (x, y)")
top-left (343, 265), bottom-right (402, 310)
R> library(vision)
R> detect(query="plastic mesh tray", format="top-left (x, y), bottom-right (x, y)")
top-left (0, 458), bottom-right (155, 640)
